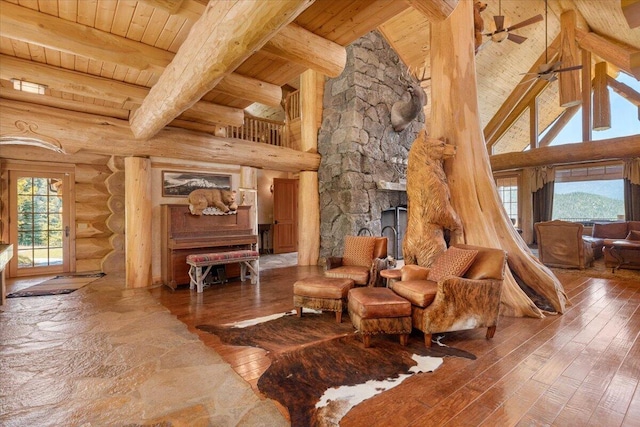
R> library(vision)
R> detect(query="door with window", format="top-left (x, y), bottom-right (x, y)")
top-left (8, 167), bottom-right (74, 277)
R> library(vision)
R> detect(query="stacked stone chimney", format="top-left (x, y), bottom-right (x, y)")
top-left (318, 31), bottom-right (424, 260)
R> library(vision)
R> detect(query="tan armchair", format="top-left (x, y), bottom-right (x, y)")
top-left (390, 244), bottom-right (507, 347)
top-left (535, 220), bottom-right (594, 269)
top-left (325, 236), bottom-right (388, 287)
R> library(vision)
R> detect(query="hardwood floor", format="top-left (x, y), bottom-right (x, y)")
top-left (149, 266), bottom-right (640, 426)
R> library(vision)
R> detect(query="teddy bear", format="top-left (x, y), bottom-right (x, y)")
top-left (187, 188), bottom-right (238, 215)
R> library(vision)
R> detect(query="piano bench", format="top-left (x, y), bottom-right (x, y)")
top-left (186, 250), bottom-right (260, 292)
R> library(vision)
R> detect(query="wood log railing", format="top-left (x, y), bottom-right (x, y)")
top-left (224, 90), bottom-right (300, 149)
top-left (226, 116), bottom-right (290, 148)
top-left (287, 90), bottom-right (301, 120)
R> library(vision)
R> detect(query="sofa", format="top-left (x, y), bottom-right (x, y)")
top-left (535, 220), bottom-right (594, 269)
top-left (582, 221), bottom-right (640, 259)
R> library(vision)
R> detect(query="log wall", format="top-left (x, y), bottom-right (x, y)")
top-left (0, 148), bottom-right (116, 276)
top-left (73, 164), bottom-right (113, 273)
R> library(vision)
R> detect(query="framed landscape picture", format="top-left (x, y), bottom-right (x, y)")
top-left (162, 171), bottom-right (231, 197)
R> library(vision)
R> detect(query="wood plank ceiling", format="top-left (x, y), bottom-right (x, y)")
top-left (0, 0), bottom-right (638, 154)
top-left (381, 0), bottom-right (640, 154)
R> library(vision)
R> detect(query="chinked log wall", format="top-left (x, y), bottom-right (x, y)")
top-left (74, 164), bottom-right (114, 273)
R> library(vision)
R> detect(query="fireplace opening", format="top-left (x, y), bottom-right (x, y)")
top-left (381, 205), bottom-right (407, 260)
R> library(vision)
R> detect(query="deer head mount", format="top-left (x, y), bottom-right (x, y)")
top-left (391, 71), bottom-right (427, 132)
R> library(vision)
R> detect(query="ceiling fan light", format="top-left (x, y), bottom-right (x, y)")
top-left (491, 32), bottom-right (509, 43)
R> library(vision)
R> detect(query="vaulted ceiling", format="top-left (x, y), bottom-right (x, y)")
top-left (0, 0), bottom-right (638, 156)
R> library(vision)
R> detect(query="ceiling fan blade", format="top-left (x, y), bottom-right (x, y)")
top-left (518, 76), bottom-right (540, 85)
top-left (494, 15), bottom-right (505, 31)
top-left (539, 62), bottom-right (561, 74)
top-left (506, 14), bottom-right (543, 31)
top-left (507, 33), bottom-right (527, 44)
top-left (555, 65), bottom-right (584, 73)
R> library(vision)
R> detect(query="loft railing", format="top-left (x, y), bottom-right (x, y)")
top-left (225, 90), bottom-right (300, 149)
top-left (286, 90), bottom-right (301, 121)
top-left (226, 116), bottom-right (289, 148)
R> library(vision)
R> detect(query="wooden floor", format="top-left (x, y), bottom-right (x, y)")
top-left (149, 266), bottom-right (640, 426)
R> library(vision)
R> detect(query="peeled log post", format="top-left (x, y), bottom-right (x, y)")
top-left (125, 157), bottom-right (152, 287)
top-left (430, 1), bottom-right (567, 317)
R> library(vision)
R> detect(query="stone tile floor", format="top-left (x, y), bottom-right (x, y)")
top-left (259, 252), bottom-right (298, 270)
top-left (0, 273), bottom-right (288, 427)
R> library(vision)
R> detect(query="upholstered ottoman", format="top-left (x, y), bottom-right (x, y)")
top-left (293, 277), bottom-right (355, 323)
top-left (348, 287), bottom-right (412, 348)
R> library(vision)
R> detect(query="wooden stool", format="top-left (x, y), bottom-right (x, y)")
top-left (293, 277), bottom-right (355, 323)
top-left (348, 287), bottom-right (412, 348)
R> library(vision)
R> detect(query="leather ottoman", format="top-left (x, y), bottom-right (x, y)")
top-left (293, 277), bottom-right (355, 323)
top-left (348, 287), bottom-right (412, 348)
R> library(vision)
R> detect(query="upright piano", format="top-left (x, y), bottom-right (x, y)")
top-left (161, 204), bottom-right (257, 289)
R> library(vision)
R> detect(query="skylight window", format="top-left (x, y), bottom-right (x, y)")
top-left (11, 79), bottom-right (47, 95)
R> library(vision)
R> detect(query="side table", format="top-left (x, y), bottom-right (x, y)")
top-left (380, 268), bottom-right (402, 288)
top-left (605, 240), bottom-right (640, 272)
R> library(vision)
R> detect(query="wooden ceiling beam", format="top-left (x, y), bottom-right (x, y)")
top-left (490, 135), bottom-right (640, 171)
top-left (0, 99), bottom-right (320, 173)
top-left (0, 55), bottom-right (244, 127)
top-left (130, 0), bottom-right (313, 140)
top-left (559, 10), bottom-right (581, 107)
top-left (0, 1), bottom-right (282, 107)
top-left (404, 0), bottom-right (458, 21)
top-left (537, 105), bottom-right (580, 148)
top-left (593, 61), bottom-right (611, 130)
top-left (575, 28), bottom-right (640, 79)
top-left (0, 55), bottom-right (148, 105)
top-left (262, 23), bottom-right (346, 78)
top-left (622, 0), bottom-right (640, 28)
top-left (0, 1), bottom-right (171, 73)
top-left (484, 34), bottom-right (561, 147)
top-left (215, 73), bottom-right (282, 107)
top-left (607, 75), bottom-right (640, 107)
top-left (0, 87), bottom-right (130, 120)
top-left (487, 79), bottom-right (550, 151)
top-left (582, 49), bottom-right (592, 141)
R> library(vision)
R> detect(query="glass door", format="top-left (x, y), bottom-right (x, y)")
top-left (9, 170), bottom-right (72, 276)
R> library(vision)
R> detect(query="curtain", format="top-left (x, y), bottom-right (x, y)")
top-left (624, 158), bottom-right (640, 221)
top-left (531, 167), bottom-right (555, 243)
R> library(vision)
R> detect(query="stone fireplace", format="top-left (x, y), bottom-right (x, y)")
top-left (318, 30), bottom-right (424, 260)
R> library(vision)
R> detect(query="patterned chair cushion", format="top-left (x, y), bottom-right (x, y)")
top-left (342, 236), bottom-right (377, 268)
top-left (427, 247), bottom-right (478, 282)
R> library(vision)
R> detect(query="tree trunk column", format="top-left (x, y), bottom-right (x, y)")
top-left (430, 0), bottom-right (566, 317)
top-left (125, 156), bottom-right (152, 288)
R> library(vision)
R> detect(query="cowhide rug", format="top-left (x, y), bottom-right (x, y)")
top-left (197, 312), bottom-right (475, 426)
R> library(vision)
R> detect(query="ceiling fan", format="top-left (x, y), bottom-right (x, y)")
top-left (484, 0), bottom-right (543, 44)
top-left (520, 0), bottom-right (582, 83)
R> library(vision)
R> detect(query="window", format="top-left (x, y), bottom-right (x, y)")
top-left (496, 175), bottom-right (519, 227)
top-left (552, 163), bottom-right (624, 223)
